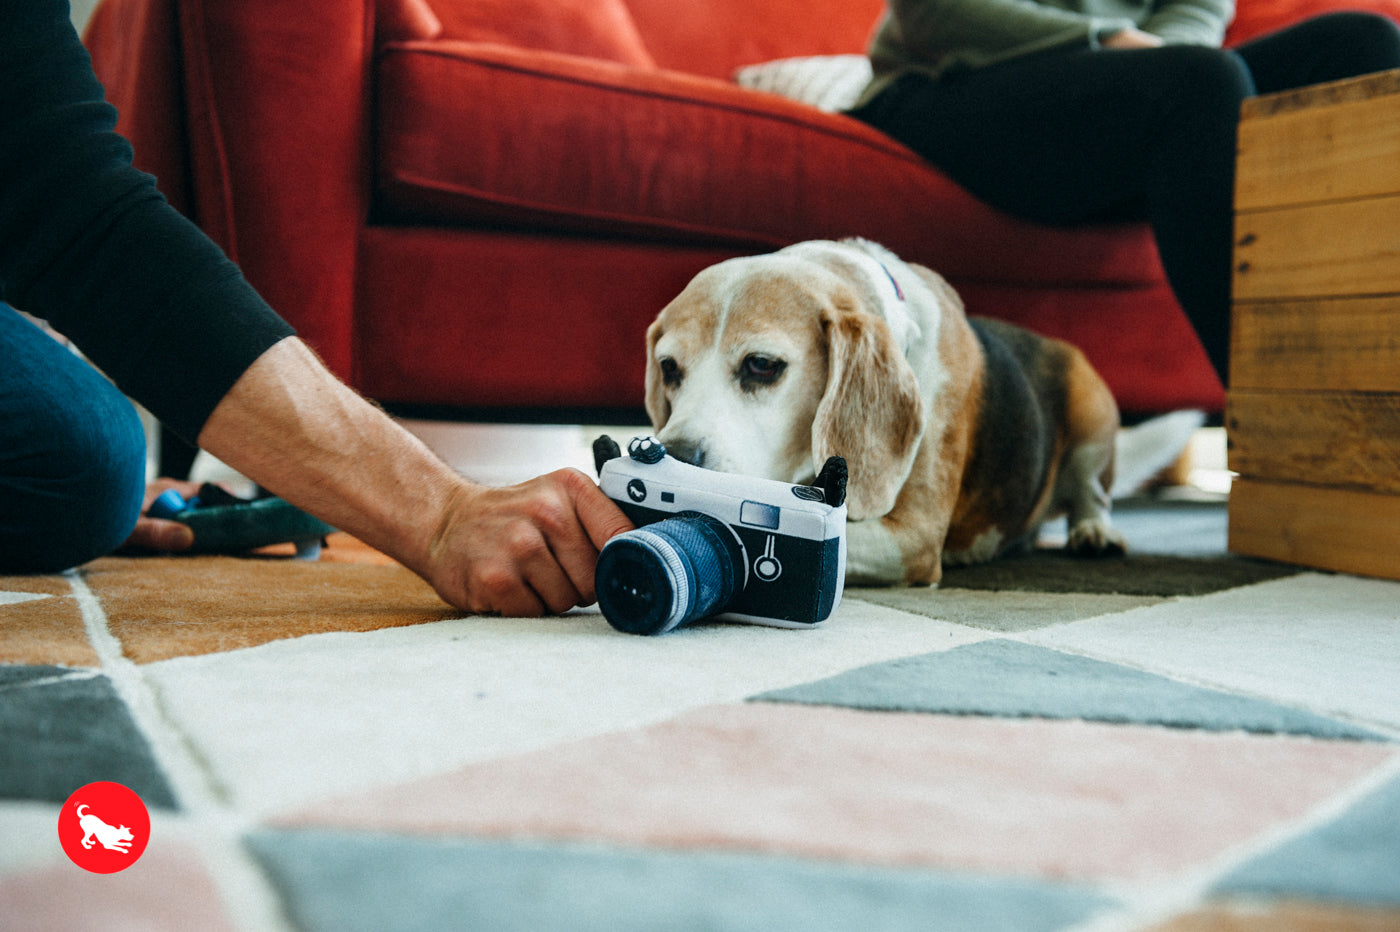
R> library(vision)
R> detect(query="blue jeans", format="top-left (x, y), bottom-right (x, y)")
top-left (1, 303), bottom-right (146, 572)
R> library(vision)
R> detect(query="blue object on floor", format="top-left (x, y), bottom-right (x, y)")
top-left (145, 486), bottom-right (335, 559)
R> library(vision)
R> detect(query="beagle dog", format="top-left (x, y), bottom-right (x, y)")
top-left (644, 238), bottom-right (1125, 586)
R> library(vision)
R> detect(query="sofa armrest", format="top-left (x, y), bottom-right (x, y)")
top-left (1225, 0), bottom-right (1400, 45)
top-left (177, 0), bottom-right (378, 380)
top-left (85, 0), bottom-right (192, 217)
top-left (88, 0), bottom-right (377, 381)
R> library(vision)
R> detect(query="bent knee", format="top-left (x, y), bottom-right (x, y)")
top-left (0, 399), bottom-right (147, 573)
top-left (1335, 11), bottom-right (1400, 64)
top-left (1149, 45), bottom-right (1254, 114)
top-left (1310, 11), bottom-right (1400, 48)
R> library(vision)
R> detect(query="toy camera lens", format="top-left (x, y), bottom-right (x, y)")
top-left (595, 514), bottom-right (741, 635)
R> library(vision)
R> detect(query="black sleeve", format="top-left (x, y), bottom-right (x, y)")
top-left (0, 0), bottom-right (296, 442)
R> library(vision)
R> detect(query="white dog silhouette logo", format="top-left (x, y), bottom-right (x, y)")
top-left (75, 803), bottom-right (136, 853)
top-left (60, 781), bottom-right (150, 873)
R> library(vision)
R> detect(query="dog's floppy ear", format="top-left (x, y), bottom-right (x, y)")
top-left (643, 318), bottom-right (670, 430)
top-left (812, 308), bottom-right (925, 520)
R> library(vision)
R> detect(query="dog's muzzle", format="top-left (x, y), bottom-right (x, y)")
top-left (661, 439), bottom-right (705, 468)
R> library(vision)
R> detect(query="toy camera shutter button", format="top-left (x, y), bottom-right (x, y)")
top-left (628, 437), bottom-right (666, 464)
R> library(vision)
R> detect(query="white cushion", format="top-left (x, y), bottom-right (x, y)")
top-left (733, 54), bottom-right (873, 112)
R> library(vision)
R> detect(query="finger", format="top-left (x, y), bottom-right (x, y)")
top-left (467, 560), bottom-right (547, 618)
top-left (522, 553), bottom-right (585, 616)
top-left (534, 502), bottom-right (603, 606)
top-left (497, 518), bottom-right (586, 615)
top-left (554, 468), bottom-right (634, 550)
top-left (535, 471), bottom-right (625, 605)
top-left (127, 517), bottom-right (195, 553)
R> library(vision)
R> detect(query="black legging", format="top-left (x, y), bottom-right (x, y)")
top-left (850, 12), bottom-right (1400, 384)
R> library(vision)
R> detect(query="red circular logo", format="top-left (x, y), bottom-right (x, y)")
top-left (58, 782), bottom-right (151, 873)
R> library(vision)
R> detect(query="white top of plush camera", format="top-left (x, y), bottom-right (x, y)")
top-left (599, 436), bottom-right (846, 544)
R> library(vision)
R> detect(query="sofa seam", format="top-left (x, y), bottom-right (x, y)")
top-left (177, 0), bottom-right (240, 263)
top-left (380, 170), bottom-right (792, 250)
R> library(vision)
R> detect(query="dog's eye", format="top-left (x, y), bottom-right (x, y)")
top-left (740, 354), bottom-right (786, 388)
top-left (659, 357), bottom-right (682, 387)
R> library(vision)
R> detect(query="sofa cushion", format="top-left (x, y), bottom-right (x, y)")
top-left (375, 40), bottom-right (1164, 287)
top-left (625, 0), bottom-right (885, 78)
top-left (428, 0), bottom-right (654, 67)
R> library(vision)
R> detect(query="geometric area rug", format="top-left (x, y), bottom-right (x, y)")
top-left (2, 500), bottom-right (1399, 931)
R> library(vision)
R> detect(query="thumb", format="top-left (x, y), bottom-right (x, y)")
top-left (132, 517), bottom-right (196, 553)
top-left (555, 468), bottom-right (633, 549)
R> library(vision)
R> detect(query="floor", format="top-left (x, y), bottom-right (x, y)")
top-left (3, 423), bottom-right (1397, 930)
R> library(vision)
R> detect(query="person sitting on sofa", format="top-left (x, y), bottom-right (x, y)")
top-left (0, 0), bottom-right (630, 616)
top-left (848, 1), bottom-right (1400, 384)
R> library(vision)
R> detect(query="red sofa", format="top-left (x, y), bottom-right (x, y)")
top-left (84, 0), bottom-right (1400, 421)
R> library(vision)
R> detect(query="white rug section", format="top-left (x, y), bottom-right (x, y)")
top-left (0, 802), bottom-right (69, 875)
top-left (142, 600), bottom-right (993, 818)
top-left (1025, 573), bottom-right (1400, 733)
top-left (0, 591), bottom-right (50, 607)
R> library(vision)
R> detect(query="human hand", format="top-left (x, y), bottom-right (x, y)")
top-left (193, 338), bottom-right (632, 616)
top-left (1101, 27), bottom-right (1164, 49)
top-left (120, 478), bottom-right (202, 553)
top-left (422, 468), bottom-right (633, 616)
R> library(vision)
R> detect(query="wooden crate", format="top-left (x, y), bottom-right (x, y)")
top-left (1228, 69), bottom-right (1400, 581)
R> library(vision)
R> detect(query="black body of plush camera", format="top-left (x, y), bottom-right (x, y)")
top-left (593, 436), bottom-right (848, 636)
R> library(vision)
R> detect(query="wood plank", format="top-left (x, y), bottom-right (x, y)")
top-left (1231, 296), bottom-right (1400, 392)
top-left (1227, 391), bottom-right (1400, 494)
top-left (1240, 69), bottom-right (1400, 120)
top-left (1228, 477), bottom-right (1400, 580)
top-left (1233, 195), bottom-right (1400, 301)
top-left (1236, 70), bottom-right (1400, 211)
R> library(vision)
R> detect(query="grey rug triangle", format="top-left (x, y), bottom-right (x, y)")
top-left (752, 639), bottom-right (1388, 741)
top-left (1211, 771), bottom-right (1400, 906)
top-left (0, 665), bottom-right (179, 808)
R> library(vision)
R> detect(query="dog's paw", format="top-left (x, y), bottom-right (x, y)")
top-left (1066, 518), bottom-right (1126, 557)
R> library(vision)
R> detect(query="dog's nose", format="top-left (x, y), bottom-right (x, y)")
top-left (664, 439), bottom-right (705, 468)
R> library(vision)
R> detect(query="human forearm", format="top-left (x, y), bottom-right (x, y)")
top-left (196, 338), bottom-right (457, 569)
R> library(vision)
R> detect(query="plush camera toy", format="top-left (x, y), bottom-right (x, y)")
top-left (593, 435), bottom-right (848, 636)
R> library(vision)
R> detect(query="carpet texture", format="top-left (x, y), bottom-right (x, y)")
top-left (2, 503), bottom-right (1399, 931)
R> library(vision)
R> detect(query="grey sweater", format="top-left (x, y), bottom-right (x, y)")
top-left (857, 0), bottom-right (1235, 105)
